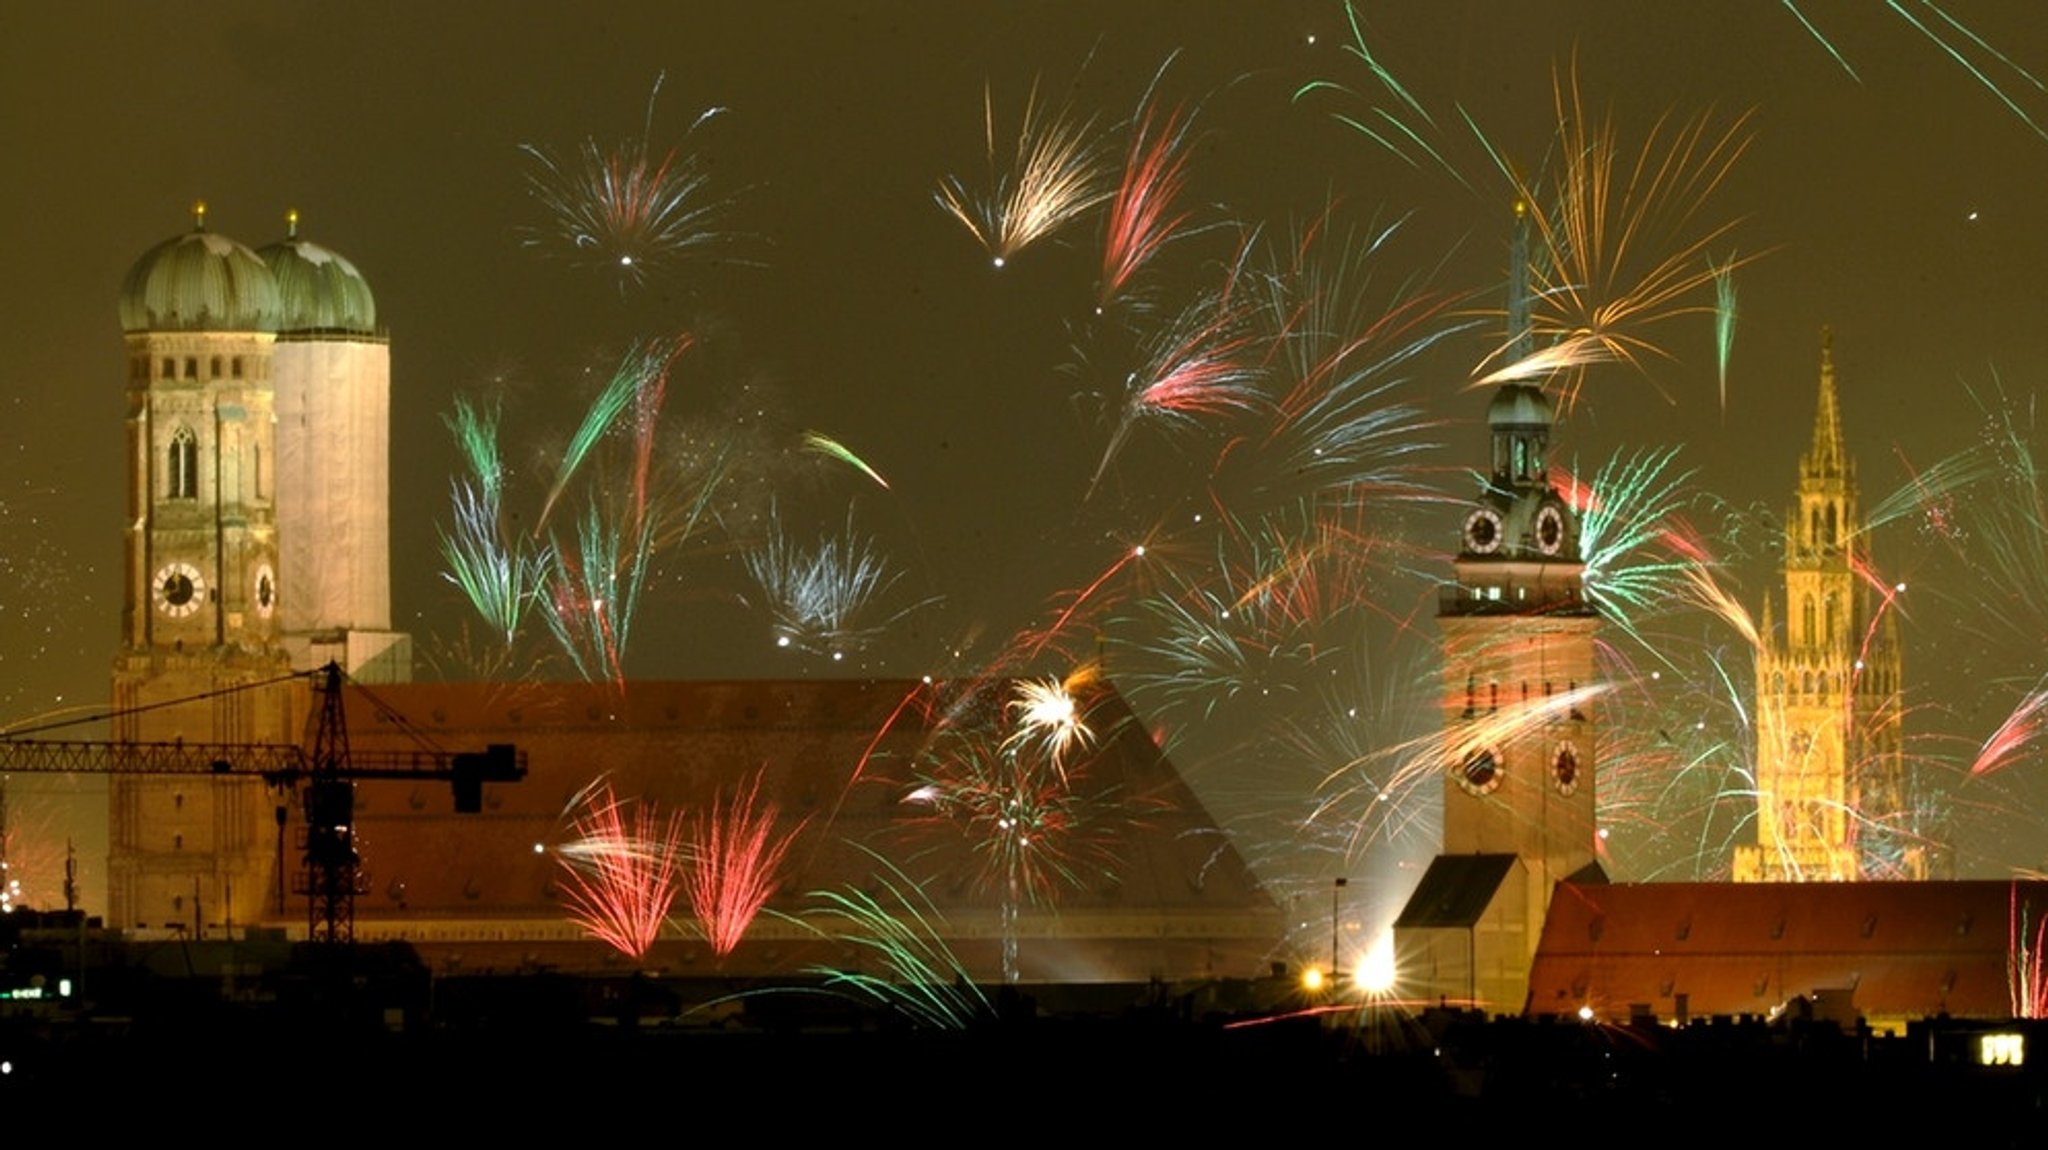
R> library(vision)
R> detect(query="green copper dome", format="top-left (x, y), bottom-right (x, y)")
top-left (259, 213), bottom-right (377, 335)
top-left (119, 206), bottom-right (281, 333)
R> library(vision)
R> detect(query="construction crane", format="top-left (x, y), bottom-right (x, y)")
top-left (0, 662), bottom-right (524, 945)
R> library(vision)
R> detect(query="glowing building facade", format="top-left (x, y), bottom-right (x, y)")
top-left (1734, 333), bottom-right (1917, 882)
top-left (109, 206), bottom-right (409, 931)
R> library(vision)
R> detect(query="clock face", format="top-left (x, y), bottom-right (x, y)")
top-left (1456, 747), bottom-right (1502, 795)
top-left (1463, 508), bottom-right (1504, 555)
top-left (1552, 740), bottom-right (1581, 796)
top-left (254, 564), bottom-right (276, 618)
top-left (152, 561), bottom-right (205, 618)
top-left (1536, 505), bottom-right (1567, 555)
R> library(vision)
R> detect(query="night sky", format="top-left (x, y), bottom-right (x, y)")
top-left (4, 3), bottom-right (2048, 915)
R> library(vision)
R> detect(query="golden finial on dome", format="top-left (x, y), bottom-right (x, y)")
top-left (193, 200), bottom-right (208, 230)
top-left (286, 208), bottom-right (299, 239)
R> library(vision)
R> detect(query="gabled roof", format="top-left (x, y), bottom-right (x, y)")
top-left (1394, 854), bottom-right (1519, 929)
top-left (293, 676), bottom-right (1282, 981)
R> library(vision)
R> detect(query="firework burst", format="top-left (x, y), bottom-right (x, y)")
top-left (520, 75), bottom-right (739, 287)
top-left (555, 778), bottom-right (687, 960)
top-left (684, 769), bottom-right (808, 956)
top-left (936, 79), bottom-right (1112, 268)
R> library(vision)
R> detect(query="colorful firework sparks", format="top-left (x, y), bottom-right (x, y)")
top-left (540, 497), bottom-right (655, 685)
top-left (743, 508), bottom-right (925, 659)
top-left (555, 778), bottom-right (687, 960)
top-left (519, 75), bottom-right (738, 286)
top-left (1972, 689), bottom-right (2048, 779)
top-left (935, 79), bottom-right (1112, 268)
top-left (1001, 666), bottom-right (1099, 779)
top-left (801, 430), bottom-right (890, 490)
top-left (437, 396), bottom-right (545, 648)
top-left (1211, 215), bottom-right (1463, 510)
top-left (1477, 71), bottom-right (1756, 410)
top-left (684, 769), bottom-right (808, 956)
top-left (794, 845), bottom-right (993, 1029)
top-left (2012, 883), bottom-right (2048, 1019)
top-left (1099, 70), bottom-right (1198, 308)
top-left (905, 682), bottom-right (1130, 980)
top-left (1568, 445), bottom-right (1708, 655)
top-left (1090, 285), bottom-right (1264, 497)
top-left (537, 337), bottom-right (692, 533)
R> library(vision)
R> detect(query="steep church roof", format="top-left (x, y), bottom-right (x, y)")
top-left (1801, 327), bottom-right (1849, 482)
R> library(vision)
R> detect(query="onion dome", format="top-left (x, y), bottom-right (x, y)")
top-left (258, 210), bottom-right (378, 335)
top-left (119, 202), bottom-right (281, 333)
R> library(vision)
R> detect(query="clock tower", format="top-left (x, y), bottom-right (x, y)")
top-left (111, 203), bottom-right (296, 932)
top-left (1394, 205), bottom-right (1602, 1014)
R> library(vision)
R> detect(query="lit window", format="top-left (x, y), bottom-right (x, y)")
top-left (1981, 1032), bottom-right (2025, 1066)
top-left (168, 427), bottom-right (199, 499)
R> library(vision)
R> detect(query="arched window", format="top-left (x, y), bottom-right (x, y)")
top-left (183, 357), bottom-right (197, 380)
top-left (1825, 503), bottom-right (1838, 550)
top-left (168, 427), bottom-right (198, 499)
top-left (209, 356), bottom-right (222, 379)
top-left (252, 444), bottom-right (263, 499)
top-left (161, 357), bottom-right (174, 380)
top-left (232, 357), bottom-right (244, 379)
top-left (1801, 595), bottom-right (1816, 646)
top-left (1825, 594), bottom-right (1838, 644)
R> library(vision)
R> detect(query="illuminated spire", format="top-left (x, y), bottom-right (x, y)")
top-left (193, 200), bottom-right (208, 231)
top-left (1803, 327), bottom-right (1846, 481)
top-left (286, 207), bottom-right (299, 239)
top-left (1507, 199), bottom-right (1534, 369)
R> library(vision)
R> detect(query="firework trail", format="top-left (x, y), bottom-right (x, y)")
top-left (1293, 1), bottom-right (1469, 188)
top-left (685, 769), bottom-right (808, 956)
top-left (936, 79), bottom-right (1112, 267)
top-left (556, 777), bottom-right (687, 960)
top-left (437, 396), bottom-right (545, 648)
top-left (2012, 883), bottom-right (2048, 1018)
top-left (1089, 285), bottom-right (1264, 497)
top-left (800, 430), bottom-right (889, 490)
top-left (1099, 65), bottom-right (1198, 308)
top-left (537, 337), bottom-right (690, 533)
top-left (520, 75), bottom-right (739, 287)
top-left (1782, 2), bottom-right (2048, 142)
top-left (1711, 253), bottom-right (1738, 408)
top-left (793, 844), bottom-right (993, 1029)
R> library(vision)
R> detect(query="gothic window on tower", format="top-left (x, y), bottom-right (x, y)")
top-left (168, 428), bottom-right (198, 499)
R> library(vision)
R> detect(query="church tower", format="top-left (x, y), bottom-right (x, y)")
top-left (1734, 332), bottom-right (1917, 882)
top-left (110, 203), bottom-right (297, 931)
top-left (1395, 205), bottom-right (1602, 1014)
top-left (260, 211), bottom-right (411, 683)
